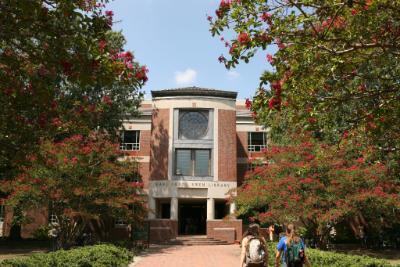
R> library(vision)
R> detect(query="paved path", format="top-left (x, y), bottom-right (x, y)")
top-left (130, 244), bottom-right (241, 267)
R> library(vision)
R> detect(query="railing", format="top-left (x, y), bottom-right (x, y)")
top-left (120, 143), bottom-right (140, 151)
top-left (248, 144), bottom-right (266, 152)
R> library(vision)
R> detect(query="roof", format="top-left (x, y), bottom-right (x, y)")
top-left (151, 86), bottom-right (237, 99)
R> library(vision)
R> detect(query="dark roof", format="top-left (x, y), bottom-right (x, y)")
top-left (151, 86), bottom-right (237, 99)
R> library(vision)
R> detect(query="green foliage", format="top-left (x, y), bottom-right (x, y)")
top-left (0, 1), bottom-right (147, 179)
top-left (265, 242), bottom-right (394, 267)
top-left (210, 0), bottom-right (400, 158)
top-left (0, 244), bottom-right (133, 267)
top-left (2, 132), bottom-right (147, 248)
top-left (235, 134), bottom-right (400, 247)
top-left (32, 225), bottom-right (51, 241)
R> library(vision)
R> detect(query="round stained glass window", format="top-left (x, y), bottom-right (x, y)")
top-left (179, 111), bottom-right (209, 139)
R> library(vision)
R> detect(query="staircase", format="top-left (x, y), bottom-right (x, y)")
top-left (166, 235), bottom-right (229, 246)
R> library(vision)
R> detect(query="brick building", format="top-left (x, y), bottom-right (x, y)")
top-left (0, 87), bottom-right (268, 243)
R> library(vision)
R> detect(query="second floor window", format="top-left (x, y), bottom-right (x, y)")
top-left (120, 130), bottom-right (140, 151)
top-left (248, 132), bottom-right (267, 152)
top-left (175, 149), bottom-right (211, 177)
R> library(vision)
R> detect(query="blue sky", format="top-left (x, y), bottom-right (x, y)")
top-left (107, 0), bottom-right (272, 99)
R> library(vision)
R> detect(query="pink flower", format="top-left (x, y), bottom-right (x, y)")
top-left (261, 12), bottom-right (271, 22)
top-left (266, 54), bottom-right (274, 64)
top-left (105, 10), bottom-right (114, 17)
top-left (237, 32), bottom-right (250, 44)
top-left (245, 98), bottom-right (252, 109)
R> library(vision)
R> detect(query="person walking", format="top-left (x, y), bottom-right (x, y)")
top-left (275, 223), bottom-right (311, 267)
top-left (240, 223), bottom-right (268, 267)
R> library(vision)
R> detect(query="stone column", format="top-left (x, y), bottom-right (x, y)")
top-left (170, 197), bottom-right (178, 220)
top-left (207, 198), bottom-right (215, 220)
top-left (148, 197), bottom-right (156, 219)
top-left (229, 202), bottom-right (236, 216)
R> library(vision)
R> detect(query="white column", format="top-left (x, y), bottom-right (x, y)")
top-left (207, 198), bottom-right (215, 220)
top-left (170, 197), bottom-right (178, 220)
top-left (148, 197), bottom-right (156, 219)
top-left (229, 202), bottom-right (236, 216)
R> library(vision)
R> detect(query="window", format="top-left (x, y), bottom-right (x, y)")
top-left (0, 205), bottom-right (4, 223)
top-left (179, 111), bottom-right (209, 139)
top-left (248, 132), bottom-right (267, 152)
top-left (115, 218), bottom-right (127, 227)
top-left (48, 202), bottom-right (58, 225)
top-left (120, 130), bottom-right (140, 151)
top-left (175, 149), bottom-right (211, 177)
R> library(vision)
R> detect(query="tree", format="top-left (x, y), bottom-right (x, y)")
top-left (0, 0), bottom-right (148, 178)
top-left (2, 132), bottom-right (146, 248)
top-left (209, 0), bottom-right (400, 152)
top-left (234, 133), bottom-right (400, 247)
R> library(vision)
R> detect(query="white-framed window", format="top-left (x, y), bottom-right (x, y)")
top-left (248, 132), bottom-right (267, 152)
top-left (0, 204), bottom-right (4, 223)
top-left (115, 218), bottom-right (127, 227)
top-left (48, 201), bottom-right (58, 225)
top-left (175, 149), bottom-right (211, 177)
top-left (120, 130), bottom-right (140, 151)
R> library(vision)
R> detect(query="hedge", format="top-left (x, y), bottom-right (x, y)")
top-left (266, 243), bottom-right (397, 267)
top-left (0, 244), bottom-right (133, 267)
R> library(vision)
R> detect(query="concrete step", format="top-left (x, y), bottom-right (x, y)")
top-left (165, 235), bottom-right (229, 246)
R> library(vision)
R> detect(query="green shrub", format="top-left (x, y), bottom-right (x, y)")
top-left (0, 244), bottom-right (133, 267)
top-left (267, 243), bottom-right (395, 267)
top-left (32, 225), bottom-right (51, 241)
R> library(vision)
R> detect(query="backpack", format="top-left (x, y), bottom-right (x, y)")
top-left (245, 236), bottom-right (266, 264)
top-left (286, 240), bottom-right (304, 267)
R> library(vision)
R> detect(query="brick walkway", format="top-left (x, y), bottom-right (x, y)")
top-left (130, 244), bottom-right (241, 267)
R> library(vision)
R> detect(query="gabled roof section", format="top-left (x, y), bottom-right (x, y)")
top-left (151, 86), bottom-right (237, 99)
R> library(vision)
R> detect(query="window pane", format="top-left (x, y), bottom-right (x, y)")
top-left (194, 150), bottom-right (210, 176)
top-left (179, 111), bottom-right (209, 140)
top-left (123, 131), bottom-right (139, 143)
top-left (250, 132), bottom-right (265, 146)
top-left (176, 150), bottom-right (192, 175)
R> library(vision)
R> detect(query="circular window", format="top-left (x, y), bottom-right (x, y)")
top-left (179, 111), bottom-right (209, 139)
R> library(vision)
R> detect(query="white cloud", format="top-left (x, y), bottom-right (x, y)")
top-left (227, 70), bottom-right (240, 80)
top-left (175, 68), bottom-right (197, 86)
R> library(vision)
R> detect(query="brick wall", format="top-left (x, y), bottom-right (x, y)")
top-left (218, 110), bottom-right (237, 181)
top-left (149, 219), bottom-right (178, 243)
top-left (237, 132), bottom-right (248, 158)
top-left (150, 108), bottom-right (170, 180)
top-left (2, 206), bottom-right (13, 237)
top-left (21, 208), bottom-right (48, 238)
top-left (124, 130), bottom-right (151, 157)
top-left (207, 219), bottom-right (242, 243)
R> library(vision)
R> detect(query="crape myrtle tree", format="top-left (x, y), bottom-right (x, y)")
top-left (210, 0), bottom-right (400, 245)
top-left (209, 0), bottom-right (400, 150)
top-left (2, 133), bottom-right (146, 248)
top-left (0, 0), bottom-right (148, 240)
top-left (0, 0), bottom-right (148, 178)
top-left (233, 133), bottom-right (400, 247)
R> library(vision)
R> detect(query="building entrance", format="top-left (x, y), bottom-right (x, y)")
top-left (178, 199), bottom-right (206, 235)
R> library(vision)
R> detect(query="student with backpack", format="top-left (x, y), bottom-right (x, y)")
top-left (275, 223), bottom-right (311, 267)
top-left (240, 223), bottom-right (268, 267)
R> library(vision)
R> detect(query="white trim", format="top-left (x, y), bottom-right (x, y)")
top-left (214, 108), bottom-right (219, 181)
top-left (236, 124), bottom-right (269, 132)
top-left (152, 98), bottom-right (236, 110)
top-left (168, 108), bottom-right (173, 180)
top-left (121, 123), bottom-right (151, 131)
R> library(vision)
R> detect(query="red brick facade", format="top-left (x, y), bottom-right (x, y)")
top-left (218, 110), bottom-right (237, 181)
top-left (150, 108), bottom-right (169, 181)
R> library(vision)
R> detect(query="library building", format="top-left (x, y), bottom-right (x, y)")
top-left (0, 87), bottom-right (268, 244)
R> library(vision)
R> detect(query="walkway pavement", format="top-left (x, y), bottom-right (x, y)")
top-left (130, 244), bottom-right (241, 267)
